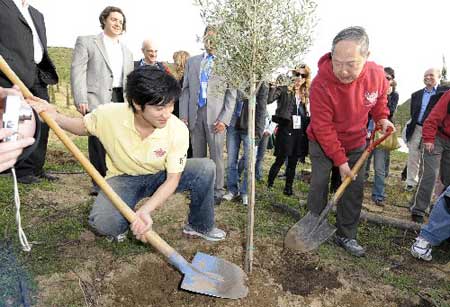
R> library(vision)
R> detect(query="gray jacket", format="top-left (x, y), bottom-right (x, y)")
top-left (179, 54), bottom-right (236, 130)
top-left (71, 34), bottom-right (134, 110)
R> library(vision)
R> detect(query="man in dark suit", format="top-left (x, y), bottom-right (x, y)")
top-left (405, 68), bottom-right (448, 193)
top-left (0, 0), bottom-right (59, 184)
top-left (134, 38), bottom-right (169, 72)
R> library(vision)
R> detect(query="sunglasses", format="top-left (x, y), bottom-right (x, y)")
top-left (293, 72), bottom-right (308, 78)
top-left (386, 76), bottom-right (393, 81)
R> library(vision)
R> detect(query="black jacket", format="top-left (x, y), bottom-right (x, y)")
top-left (234, 82), bottom-right (268, 140)
top-left (406, 85), bottom-right (449, 142)
top-left (0, 0), bottom-right (58, 88)
top-left (387, 91), bottom-right (399, 122)
top-left (268, 85), bottom-right (309, 127)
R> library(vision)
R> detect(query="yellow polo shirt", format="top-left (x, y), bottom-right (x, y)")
top-left (83, 103), bottom-right (189, 178)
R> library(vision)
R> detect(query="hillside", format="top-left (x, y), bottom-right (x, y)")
top-left (395, 98), bottom-right (410, 131)
top-left (48, 47), bottom-right (73, 84)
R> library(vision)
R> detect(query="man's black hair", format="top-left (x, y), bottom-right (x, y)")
top-left (126, 66), bottom-right (181, 113)
top-left (384, 67), bottom-right (395, 79)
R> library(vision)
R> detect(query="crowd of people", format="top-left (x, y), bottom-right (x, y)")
top-left (1, 3), bottom-right (449, 262)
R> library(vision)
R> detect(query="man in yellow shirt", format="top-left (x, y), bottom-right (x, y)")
top-left (30, 66), bottom-right (226, 242)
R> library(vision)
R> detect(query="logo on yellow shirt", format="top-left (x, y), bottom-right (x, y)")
top-left (154, 148), bottom-right (166, 157)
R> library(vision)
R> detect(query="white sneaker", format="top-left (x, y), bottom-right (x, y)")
top-left (222, 191), bottom-right (238, 201)
top-left (241, 194), bottom-right (248, 205)
top-left (106, 231), bottom-right (128, 243)
top-left (411, 237), bottom-right (432, 261)
top-left (183, 224), bottom-right (226, 241)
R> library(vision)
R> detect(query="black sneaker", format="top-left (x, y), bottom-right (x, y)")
top-left (335, 235), bottom-right (366, 257)
top-left (374, 199), bottom-right (385, 207)
top-left (38, 172), bottom-right (59, 181)
top-left (411, 214), bottom-right (424, 224)
top-left (17, 175), bottom-right (41, 184)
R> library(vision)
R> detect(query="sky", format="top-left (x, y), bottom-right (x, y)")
top-left (31, 0), bottom-right (450, 104)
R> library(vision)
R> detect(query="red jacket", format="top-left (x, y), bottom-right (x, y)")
top-left (307, 53), bottom-right (389, 166)
top-left (422, 90), bottom-right (450, 143)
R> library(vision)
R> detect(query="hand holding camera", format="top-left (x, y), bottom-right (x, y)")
top-left (0, 87), bottom-right (36, 171)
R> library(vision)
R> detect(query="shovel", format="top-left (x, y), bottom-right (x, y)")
top-left (0, 55), bottom-right (248, 299)
top-left (284, 126), bottom-right (393, 252)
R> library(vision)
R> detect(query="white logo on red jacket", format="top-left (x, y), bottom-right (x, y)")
top-left (364, 91), bottom-right (378, 106)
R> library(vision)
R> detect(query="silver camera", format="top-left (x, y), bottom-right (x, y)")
top-left (2, 95), bottom-right (33, 142)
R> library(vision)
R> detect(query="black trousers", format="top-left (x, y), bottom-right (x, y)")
top-left (89, 87), bottom-right (124, 186)
top-left (307, 141), bottom-right (366, 239)
top-left (15, 73), bottom-right (50, 178)
top-left (268, 155), bottom-right (299, 189)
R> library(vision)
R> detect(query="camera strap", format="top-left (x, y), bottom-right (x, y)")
top-left (11, 167), bottom-right (31, 252)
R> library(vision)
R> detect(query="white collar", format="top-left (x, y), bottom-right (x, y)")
top-left (102, 32), bottom-right (121, 44)
top-left (13, 0), bottom-right (28, 10)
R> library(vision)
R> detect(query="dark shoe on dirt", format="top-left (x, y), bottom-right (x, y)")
top-left (335, 236), bottom-right (366, 257)
top-left (89, 186), bottom-right (99, 196)
top-left (374, 199), bottom-right (385, 207)
top-left (283, 187), bottom-right (293, 196)
top-left (38, 172), bottom-right (59, 181)
top-left (17, 175), bottom-right (41, 184)
top-left (214, 197), bottom-right (222, 206)
top-left (405, 185), bottom-right (415, 192)
top-left (411, 214), bottom-right (424, 224)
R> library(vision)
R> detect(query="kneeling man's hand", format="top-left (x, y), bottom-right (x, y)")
top-left (131, 208), bottom-right (153, 243)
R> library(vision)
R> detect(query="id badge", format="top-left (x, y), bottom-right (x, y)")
top-left (292, 115), bottom-right (301, 129)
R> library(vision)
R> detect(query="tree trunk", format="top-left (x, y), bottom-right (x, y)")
top-left (245, 77), bottom-right (256, 273)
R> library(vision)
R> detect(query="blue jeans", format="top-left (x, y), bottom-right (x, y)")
top-left (226, 126), bottom-right (249, 196)
top-left (371, 148), bottom-right (387, 201)
top-left (88, 158), bottom-right (216, 236)
top-left (255, 134), bottom-right (269, 181)
top-left (420, 186), bottom-right (450, 245)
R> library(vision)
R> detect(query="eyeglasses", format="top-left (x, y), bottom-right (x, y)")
top-left (293, 72), bottom-right (308, 78)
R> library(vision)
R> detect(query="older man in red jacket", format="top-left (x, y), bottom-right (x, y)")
top-left (410, 90), bottom-right (450, 223)
top-left (306, 26), bottom-right (394, 257)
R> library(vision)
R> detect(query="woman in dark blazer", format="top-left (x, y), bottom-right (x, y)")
top-left (267, 64), bottom-right (311, 196)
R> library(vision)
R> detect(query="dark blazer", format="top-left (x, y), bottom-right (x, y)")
top-left (234, 82), bottom-right (269, 140)
top-left (406, 85), bottom-right (449, 142)
top-left (0, 0), bottom-right (58, 88)
top-left (268, 85), bottom-right (309, 127)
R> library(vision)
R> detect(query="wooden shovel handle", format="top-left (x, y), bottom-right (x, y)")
top-left (0, 55), bottom-right (175, 258)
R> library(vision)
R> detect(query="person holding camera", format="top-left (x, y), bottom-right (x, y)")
top-left (0, 0), bottom-right (59, 183)
top-left (0, 87), bottom-right (36, 172)
top-left (267, 64), bottom-right (311, 196)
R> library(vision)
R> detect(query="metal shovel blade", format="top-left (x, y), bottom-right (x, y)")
top-left (180, 252), bottom-right (248, 299)
top-left (284, 211), bottom-right (337, 252)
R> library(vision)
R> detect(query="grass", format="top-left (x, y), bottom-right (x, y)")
top-left (1, 92), bottom-right (449, 306)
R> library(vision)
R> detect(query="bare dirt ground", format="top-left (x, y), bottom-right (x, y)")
top-left (24, 149), bottom-right (449, 307)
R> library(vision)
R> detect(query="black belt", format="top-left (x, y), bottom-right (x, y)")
top-left (112, 87), bottom-right (123, 92)
top-left (416, 123), bottom-right (423, 126)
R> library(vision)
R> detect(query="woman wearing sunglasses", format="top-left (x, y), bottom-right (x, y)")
top-left (267, 64), bottom-right (311, 196)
